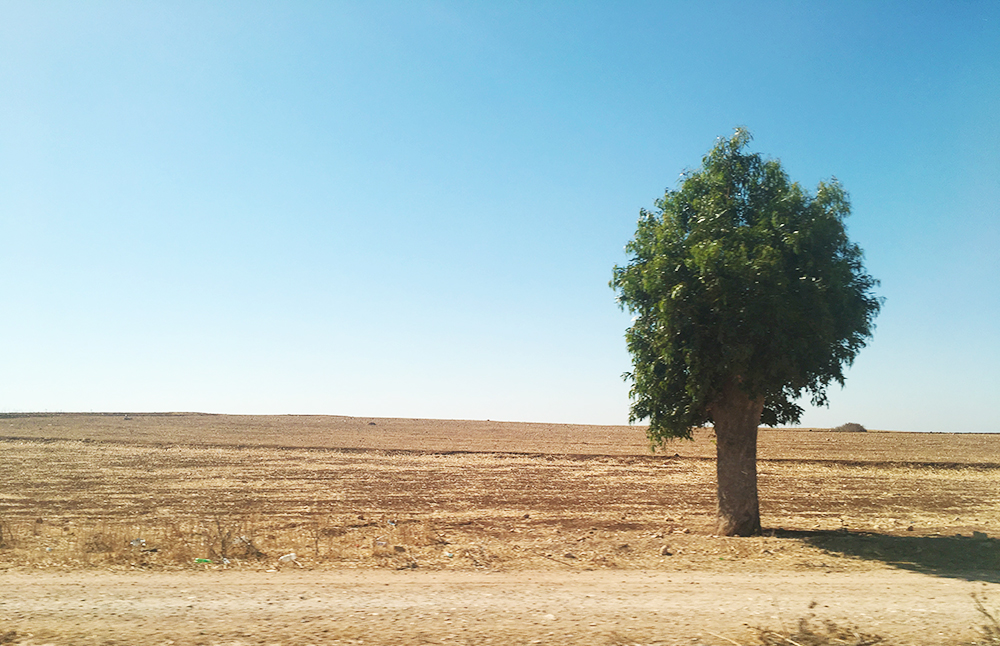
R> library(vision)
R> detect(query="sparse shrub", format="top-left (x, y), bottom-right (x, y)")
top-left (82, 531), bottom-right (116, 554)
top-left (202, 512), bottom-right (266, 562)
top-left (232, 533), bottom-right (267, 560)
top-left (832, 422), bottom-right (867, 433)
top-left (155, 519), bottom-right (199, 564)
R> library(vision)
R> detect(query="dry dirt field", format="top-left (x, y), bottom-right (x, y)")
top-left (2, 413), bottom-right (1000, 645)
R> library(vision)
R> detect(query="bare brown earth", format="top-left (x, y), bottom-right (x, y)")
top-left (2, 413), bottom-right (1000, 645)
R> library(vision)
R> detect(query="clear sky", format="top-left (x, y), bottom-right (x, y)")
top-left (1, 1), bottom-right (997, 432)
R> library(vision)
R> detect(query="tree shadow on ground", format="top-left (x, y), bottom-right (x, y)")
top-left (773, 528), bottom-right (1000, 583)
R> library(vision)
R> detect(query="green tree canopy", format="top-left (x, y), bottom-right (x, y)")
top-left (613, 129), bottom-right (881, 443)
top-left (611, 129), bottom-right (882, 535)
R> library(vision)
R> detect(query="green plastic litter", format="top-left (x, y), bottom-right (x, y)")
top-left (194, 558), bottom-right (212, 563)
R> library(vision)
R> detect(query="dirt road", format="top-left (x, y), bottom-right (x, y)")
top-left (2, 568), bottom-right (996, 645)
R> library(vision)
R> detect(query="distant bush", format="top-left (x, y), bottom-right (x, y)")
top-left (831, 422), bottom-right (867, 433)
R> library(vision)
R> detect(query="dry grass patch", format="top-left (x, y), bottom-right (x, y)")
top-left (2, 433), bottom-right (999, 575)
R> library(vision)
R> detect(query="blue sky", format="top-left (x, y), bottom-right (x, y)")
top-left (1, 1), bottom-right (997, 432)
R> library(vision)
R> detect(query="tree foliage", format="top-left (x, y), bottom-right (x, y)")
top-left (611, 129), bottom-right (882, 445)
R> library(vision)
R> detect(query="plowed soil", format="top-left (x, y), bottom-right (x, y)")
top-left (1, 413), bottom-right (999, 645)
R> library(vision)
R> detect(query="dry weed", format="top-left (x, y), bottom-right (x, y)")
top-left (974, 593), bottom-right (1000, 645)
top-left (756, 617), bottom-right (884, 645)
top-left (2, 432), bottom-right (999, 571)
top-left (0, 514), bottom-right (14, 550)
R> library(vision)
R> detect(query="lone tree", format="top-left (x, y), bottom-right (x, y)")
top-left (611, 129), bottom-right (881, 536)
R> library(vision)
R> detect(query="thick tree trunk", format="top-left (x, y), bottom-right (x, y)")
top-left (710, 379), bottom-right (765, 536)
